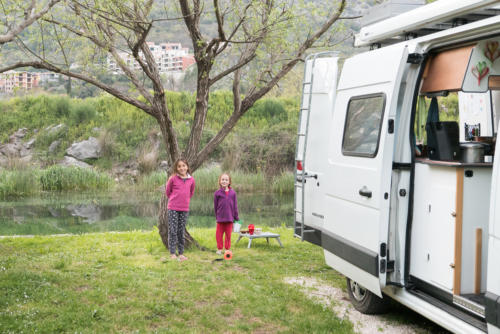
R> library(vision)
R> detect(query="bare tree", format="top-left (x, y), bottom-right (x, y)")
top-left (0, 0), bottom-right (347, 249)
top-left (0, 0), bottom-right (61, 44)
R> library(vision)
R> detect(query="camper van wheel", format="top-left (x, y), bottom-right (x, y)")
top-left (346, 278), bottom-right (388, 314)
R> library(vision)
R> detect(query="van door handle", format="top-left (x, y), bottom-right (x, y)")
top-left (304, 173), bottom-right (318, 179)
top-left (359, 186), bottom-right (372, 198)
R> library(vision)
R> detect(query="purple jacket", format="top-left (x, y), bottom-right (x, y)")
top-left (165, 175), bottom-right (195, 211)
top-left (214, 188), bottom-right (239, 223)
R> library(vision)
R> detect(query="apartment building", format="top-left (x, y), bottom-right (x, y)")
top-left (107, 42), bottom-right (195, 75)
top-left (0, 71), bottom-right (41, 93)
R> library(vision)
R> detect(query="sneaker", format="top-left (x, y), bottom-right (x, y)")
top-left (170, 254), bottom-right (178, 260)
top-left (216, 250), bottom-right (222, 255)
top-left (179, 255), bottom-right (188, 261)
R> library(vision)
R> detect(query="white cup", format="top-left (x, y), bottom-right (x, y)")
top-left (485, 155), bottom-right (493, 163)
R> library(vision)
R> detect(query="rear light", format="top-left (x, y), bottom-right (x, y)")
top-left (297, 161), bottom-right (303, 171)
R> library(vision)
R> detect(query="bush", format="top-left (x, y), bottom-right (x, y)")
top-left (69, 101), bottom-right (96, 125)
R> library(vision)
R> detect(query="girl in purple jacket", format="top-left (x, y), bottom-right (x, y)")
top-left (165, 159), bottom-right (195, 261)
top-left (214, 173), bottom-right (239, 254)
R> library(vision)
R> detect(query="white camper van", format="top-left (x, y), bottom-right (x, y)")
top-left (294, 0), bottom-right (500, 333)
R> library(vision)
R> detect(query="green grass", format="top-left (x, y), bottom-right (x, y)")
top-left (272, 171), bottom-right (294, 194)
top-left (39, 165), bottom-right (112, 191)
top-left (0, 228), bottom-right (352, 333)
top-left (0, 167), bottom-right (112, 198)
top-left (0, 170), bottom-right (40, 198)
top-left (0, 228), bottom-right (447, 333)
top-left (0, 165), bottom-right (292, 199)
top-left (135, 167), bottom-right (290, 195)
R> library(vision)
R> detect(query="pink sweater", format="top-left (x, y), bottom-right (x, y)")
top-left (165, 175), bottom-right (195, 211)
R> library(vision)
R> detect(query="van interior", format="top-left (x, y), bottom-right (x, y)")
top-left (410, 37), bottom-right (500, 315)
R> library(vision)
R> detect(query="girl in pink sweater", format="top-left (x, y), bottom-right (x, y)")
top-left (165, 159), bottom-right (195, 261)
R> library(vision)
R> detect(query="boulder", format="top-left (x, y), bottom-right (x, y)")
top-left (46, 124), bottom-right (66, 134)
top-left (25, 138), bottom-right (36, 150)
top-left (19, 154), bottom-right (32, 164)
top-left (0, 154), bottom-right (7, 167)
top-left (0, 128), bottom-right (35, 159)
top-left (66, 204), bottom-right (101, 223)
top-left (159, 160), bottom-right (169, 170)
top-left (59, 156), bottom-right (92, 169)
top-left (48, 140), bottom-right (61, 154)
top-left (10, 128), bottom-right (27, 139)
top-left (66, 137), bottom-right (101, 160)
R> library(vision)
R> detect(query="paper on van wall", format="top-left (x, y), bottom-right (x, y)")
top-left (462, 38), bottom-right (500, 93)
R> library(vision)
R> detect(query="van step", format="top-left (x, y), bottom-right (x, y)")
top-left (408, 289), bottom-right (487, 332)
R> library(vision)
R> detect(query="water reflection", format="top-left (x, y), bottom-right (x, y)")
top-left (0, 192), bottom-right (293, 235)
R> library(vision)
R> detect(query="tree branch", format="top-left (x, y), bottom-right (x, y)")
top-left (241, 0), bottom-right (346, 111)
top-left (0, 0), bottom-right (61, 44)
top-left (0, 61), bottom-right (154, 115)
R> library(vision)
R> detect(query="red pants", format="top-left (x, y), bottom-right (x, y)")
top-left (216, 222), bottom-right (233, 250)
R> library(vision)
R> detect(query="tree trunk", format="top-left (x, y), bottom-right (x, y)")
top-left (158, 194), bottom-right (205, 251)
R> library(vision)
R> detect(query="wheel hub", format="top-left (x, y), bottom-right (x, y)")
top-left (349, 280), bottom-right (367, 301)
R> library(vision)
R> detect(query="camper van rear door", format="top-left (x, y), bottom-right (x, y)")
top-left (486, 123), bottom-right (500, 331)
top-left (323, 44), bottom-right (409, 297)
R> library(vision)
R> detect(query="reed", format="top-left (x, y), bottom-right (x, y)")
top-left (271, 171), bottom-right (294, 194)
top-left (136, 171), bottom-right (167, 193)
top-left (39, 166), bottom-right (112, 191)
top-left (0, 169), bottom-right (40, 198)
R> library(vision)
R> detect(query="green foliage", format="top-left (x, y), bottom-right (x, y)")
top-left (439, 93), bottom-right (459, 121)
top-left (136, 166), bottom-right (294, 194)
top-left (0, 170), bottom-right (40, 198)
top-left (0, 92), bottom-right (299, 174)
top-left (271, 171), bottom-right (294, 194)
top-left (222, 122), bottom-right (296, 176)
top-left (39, 166), bottom-right (111, 191)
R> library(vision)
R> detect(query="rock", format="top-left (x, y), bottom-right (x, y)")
top-left (0, 154), bottom-right (7, 167)
top-left (0, 128), bottom-right (35, 159)
top-left (10, 128), bottom-right (27, 140)
top-left (0, 143), bottom-right (20, 157)
top-left (46, 124), bottom-right (66, 134)
top-left (159, 160), bottom-right (169, 170)
top-left (66, 137), bottom-right (101, 160)
top-left (19, 154), bottom-right (32, 164)
top-left (24, 138), bottom-right (36, 149)
top-left (66, 204), bottom-right (101, 223)
top-left (59, 156), bottom-right (92, 169)
top-left (48, 140), bottom-right (61, 154)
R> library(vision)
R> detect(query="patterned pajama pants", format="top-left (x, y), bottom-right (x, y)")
top-left (167, 209), bottom-right (189, 255)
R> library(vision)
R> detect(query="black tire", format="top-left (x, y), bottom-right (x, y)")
top-left (346, 277), bottom-right (389, 314)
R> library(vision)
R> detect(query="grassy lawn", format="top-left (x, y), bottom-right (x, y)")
top-left (0, 228), bottom-right (353, 333)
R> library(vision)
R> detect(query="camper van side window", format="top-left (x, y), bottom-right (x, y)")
top-left (342, 94), bottom-right (386, 157)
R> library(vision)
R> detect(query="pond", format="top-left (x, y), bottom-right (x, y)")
top-left (0, 192), bottom-right (294, 236)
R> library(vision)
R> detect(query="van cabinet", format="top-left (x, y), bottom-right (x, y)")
top-left (410, 160), bottom-right (491, 295)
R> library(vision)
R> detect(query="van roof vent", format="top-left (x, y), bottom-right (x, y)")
top-left (356, 0), bottom-right (500, 47)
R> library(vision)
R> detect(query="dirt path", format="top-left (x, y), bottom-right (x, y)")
top-left (284, 276), bottom-right (441, 334)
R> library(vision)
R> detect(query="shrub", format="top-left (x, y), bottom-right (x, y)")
top-left (69, 100), bottom-right (97, 125)
top-left (137, 146), bottom-right (159, 175)
top-left (98, 128), bottom-right (118, 158)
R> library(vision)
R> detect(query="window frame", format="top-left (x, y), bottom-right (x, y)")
top-left (341, 93), bottom-right (387, 158)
